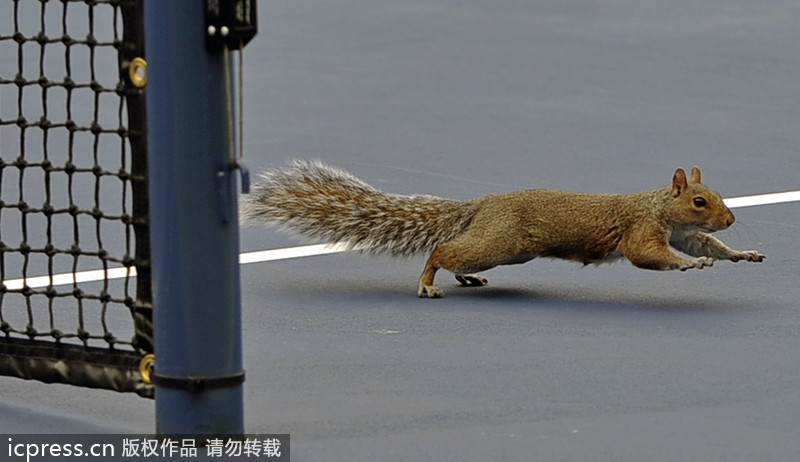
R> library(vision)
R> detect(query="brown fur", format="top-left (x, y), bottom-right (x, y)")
top-left (242, 160), bottom-right (765, 298)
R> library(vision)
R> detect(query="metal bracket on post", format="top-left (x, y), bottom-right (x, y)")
top-left (206, 0), bottom-right (257, 222)
top-left (205, 0), bottom-right (258, 53)
top-left (215, 38), bottom-right (251, 223)
top-left (217, 161), bottom-right (250, 223)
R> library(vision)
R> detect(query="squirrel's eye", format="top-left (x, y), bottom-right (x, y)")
top-left (693, 197), bottom-right (708, 207)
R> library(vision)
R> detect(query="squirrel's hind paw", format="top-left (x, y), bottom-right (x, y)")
top-left (455, 274), bottom-right (488, 287)
top-left (418, 284), bottom-right (445, 298)
top-left (730, 250), bottom-right (766, 263)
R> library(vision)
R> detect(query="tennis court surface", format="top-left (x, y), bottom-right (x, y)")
top-left (2, 1), bottom-right (799, 461)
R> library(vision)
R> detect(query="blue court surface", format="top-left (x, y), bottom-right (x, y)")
top-left (2, 1), bottom-right (800, 461)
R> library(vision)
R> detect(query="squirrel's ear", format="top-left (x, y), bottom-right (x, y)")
top-left (671, 168), bottom-right (688, 197)
top-left (690, 166), bottom-right (702, 184)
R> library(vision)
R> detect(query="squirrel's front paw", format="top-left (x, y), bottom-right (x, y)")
top-left (730, 250), bottom-right (766, 263)
top-left (418, 283), bottom-right (445, 298)
top-left (678, 257), bottom-right (716, 271)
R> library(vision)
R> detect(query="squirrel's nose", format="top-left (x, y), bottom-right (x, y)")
top-left (726, 214), bottom-right (735, 227)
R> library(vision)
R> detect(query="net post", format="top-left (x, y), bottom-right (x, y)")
top-left (144, 1), bottom-right (244, 434)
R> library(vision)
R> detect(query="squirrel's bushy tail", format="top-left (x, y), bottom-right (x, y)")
top-left (241, 160), bottom-right (478, 256)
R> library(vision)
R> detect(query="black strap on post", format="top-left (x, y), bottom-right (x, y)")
top-left (152, 370), bottom-right (245, 393)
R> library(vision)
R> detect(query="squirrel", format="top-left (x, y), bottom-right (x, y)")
top-left (241, 160), bottom-right (765, 298)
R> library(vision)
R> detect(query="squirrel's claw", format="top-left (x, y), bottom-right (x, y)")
top-left (730, 250), bottom-right (766, 263)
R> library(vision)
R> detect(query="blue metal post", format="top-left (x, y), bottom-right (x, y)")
top-left (145, 1), bottom-right (244, 434)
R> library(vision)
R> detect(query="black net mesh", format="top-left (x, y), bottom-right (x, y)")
top-left (0, 0), bottom-right (152, 397)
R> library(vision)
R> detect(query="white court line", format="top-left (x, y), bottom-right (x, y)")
top-left (3, 267), bottom-right (137, 291)
top-left (2, 244), bottom-right (349, 290)
top-left (723, 190), bottom-right (800, 209)
top-left (238, 242), bottom-right (352, 264)
top-left (3, 190), bottom-right (798, 290)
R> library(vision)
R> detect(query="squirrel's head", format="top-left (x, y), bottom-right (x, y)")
top-left (669, 166), bottom-right (735, 232)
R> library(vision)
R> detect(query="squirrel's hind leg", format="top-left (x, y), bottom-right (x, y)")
top-left (418, 238), bottom-right (502, 297)
top-left (418, 249), bottom-right (445, 298)
top-left (418, 248), bottom-right (490, 298)
top-left (455, 274), bottom-right (488, 287)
